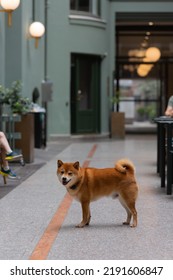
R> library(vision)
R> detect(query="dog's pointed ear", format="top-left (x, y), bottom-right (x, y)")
top-left (73, 161), bottom-right (80, 170)
top-left (57, 160), bottom-right (63, 168)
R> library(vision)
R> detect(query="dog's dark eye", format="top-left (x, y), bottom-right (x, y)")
top-left (61, 170), bottom-right (64, 174)
top-left (68, 172), bottom-right (73, 176)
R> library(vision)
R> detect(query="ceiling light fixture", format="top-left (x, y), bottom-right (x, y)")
top-left (137, 66), bottom-right (148, 77)
top-left (145, 47), bottom-right (161, 62)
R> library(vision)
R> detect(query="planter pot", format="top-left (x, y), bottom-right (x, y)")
top-left (110, 112), bottom-right (125, 139)
top-left (15, 113), bottom-right (34, 163)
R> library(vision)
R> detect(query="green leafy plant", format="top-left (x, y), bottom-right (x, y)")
top-left (137, 106), bottom-right (146, 116)
top-left (145, 104), bottom-right (156, 120)
top-left (137, 105), bottom-right (156, 121)
top-left (111, 90), bottom-right (121, 112)
top-left (0, 80), bottom-right (32, 114)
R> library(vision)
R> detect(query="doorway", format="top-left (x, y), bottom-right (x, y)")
top-left (71, 54), bottom-right (100, 134)
top-left (115, 61), bottom-right (162, 123)
top-left (115, 12), bottom-right (173, 127)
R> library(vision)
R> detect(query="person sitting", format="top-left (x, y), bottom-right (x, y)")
top-left (0, 131), bottom-right (21, 179)
top-left (165, 95), bottom-right (173, 117)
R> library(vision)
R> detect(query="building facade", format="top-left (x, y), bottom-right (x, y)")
top-left (1, 0), bottom-right (173, 139)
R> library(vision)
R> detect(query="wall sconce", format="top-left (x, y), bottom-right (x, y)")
top-left (29, 21), bottom-right (45, 48)
top-left (0, 0), bottom-right (20, 27)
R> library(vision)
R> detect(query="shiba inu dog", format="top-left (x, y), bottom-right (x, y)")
top-left (57, 159), bottom-right (138, 228)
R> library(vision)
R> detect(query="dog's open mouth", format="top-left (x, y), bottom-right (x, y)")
top-left (62, 179), bottom-right (71, 186)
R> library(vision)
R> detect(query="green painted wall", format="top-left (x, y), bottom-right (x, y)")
top-left (5, 8), bottom-right (22, 86)
top-left (0, 14), bottom-right (5, 84)
top-left (21, 0), bottom-right (45, 101)
top-left (1, 0), bottom-right (173, 139)
top-left (0, 0), bottom-right (45, 102)
top-left (47, 0), bottom-right (110, 137)
top-left (47, 0), bottom-right (173, 138)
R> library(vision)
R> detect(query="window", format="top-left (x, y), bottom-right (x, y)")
top-left (70, 0), bottom-right (100, 17)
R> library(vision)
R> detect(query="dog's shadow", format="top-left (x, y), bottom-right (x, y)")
top-left (59, 222), bottom-right (128, 232)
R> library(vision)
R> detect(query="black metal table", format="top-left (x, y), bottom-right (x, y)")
top-left (154, 116), bottom-right (173, 195)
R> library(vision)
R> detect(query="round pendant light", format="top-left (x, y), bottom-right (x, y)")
top-left (145, 47), bottom-right (161, 62)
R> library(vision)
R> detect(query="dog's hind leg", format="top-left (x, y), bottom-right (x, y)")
top-left (76, 201), bottom-right (91, 228)
top-left (118, 196), bottom-right (132, 225)
top-left (127, 203), bottom-right (137, 228)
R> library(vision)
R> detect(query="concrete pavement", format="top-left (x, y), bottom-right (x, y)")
top-left (0, 135), bottom-right (173, 260)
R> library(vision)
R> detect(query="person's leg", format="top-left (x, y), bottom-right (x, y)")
top-left (0, 149), bottom-right (17, 179)
top-left (0, 131), bottom-right (22, 160)
top-left (0, 149), bottom-right (9, 169)
top-left (0, 132), bottom-right (17, 179)
top-left (0, 131), bottom-right (12, 155)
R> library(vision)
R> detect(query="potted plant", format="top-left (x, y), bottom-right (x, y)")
top-left (0, 80), bottom-right (32, 114)
top-left (0, 81), bottom-right (34, 163)
top-left (110, 89), bottom-right (125, 139)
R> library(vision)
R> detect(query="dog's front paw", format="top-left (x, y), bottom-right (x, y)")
top-left (76, 220), bottom-right (90, 228)
top-left (123, 222), bottom-right (130, 225)
top-left (130, 223), bottom-right (137, 228)
top-left (76, 222), bottom-right (85, 228)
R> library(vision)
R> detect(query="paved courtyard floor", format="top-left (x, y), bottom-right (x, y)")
top-left (0, 134), bottom-right (173, 260)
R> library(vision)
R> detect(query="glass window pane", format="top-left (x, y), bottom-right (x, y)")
top-left (70, 0), bottom-right (100, 16)
top-left (78, 0), bottom-right (89, 12)
top-left (70, 0), bottom-right (76, 10)
top-left (114, 75), bottom-right (160, 123)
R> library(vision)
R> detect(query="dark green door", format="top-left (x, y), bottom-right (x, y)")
top-left (71, 54), bottom-right (100, 134)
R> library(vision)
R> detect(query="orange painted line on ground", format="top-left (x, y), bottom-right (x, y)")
top-left (87, 143), bottom-right (97, 159)
top-left (29, 193), bottom-right (72, 260)
top-left (82, 160), bottom-right (90, 168)
top-left (29, 144), bottom-right (98, 260)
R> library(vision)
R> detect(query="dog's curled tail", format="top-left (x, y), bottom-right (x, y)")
top-left (114, 158), bottom-right (135, 174)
